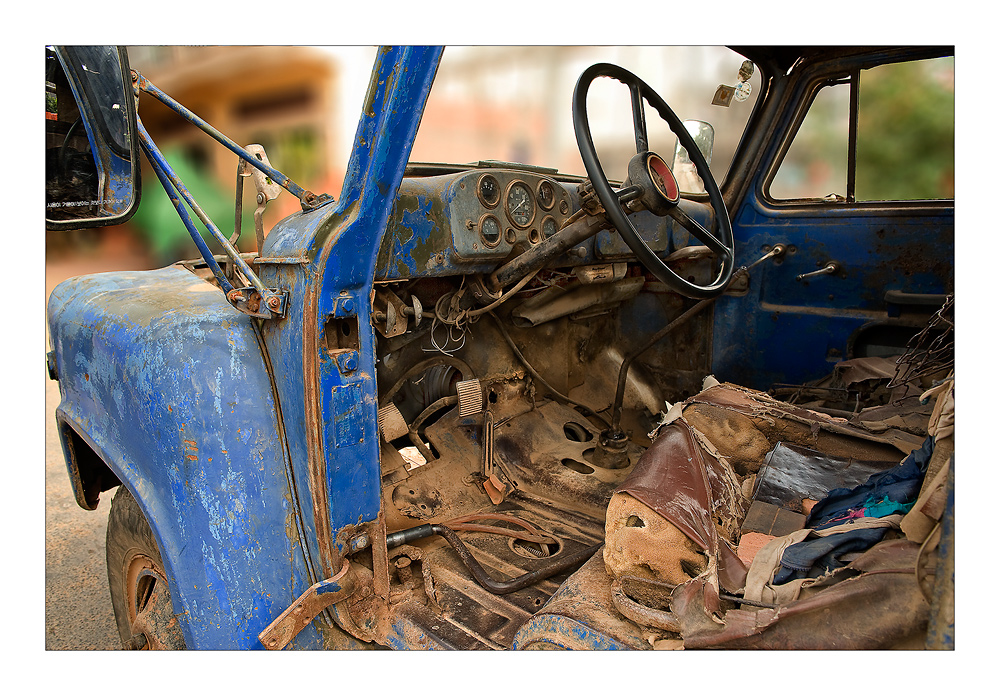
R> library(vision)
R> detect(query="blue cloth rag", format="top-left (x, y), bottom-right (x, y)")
top-left (773, 436), bottom-right (933, 584)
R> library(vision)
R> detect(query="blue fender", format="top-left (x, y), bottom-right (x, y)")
top-left (47, 45), bottom-right (446, 650)
top-left (47, 266), bottom-right (322, 649)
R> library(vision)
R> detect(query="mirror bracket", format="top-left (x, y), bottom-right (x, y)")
top-left (46, 46), bottom-right (141, 230)
top-left (227, 287), bottom-right (288, 319)
top-left (139, 121), bottom-right (288, 319)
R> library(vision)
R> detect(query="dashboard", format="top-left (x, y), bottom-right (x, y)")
top-left (375, 164), bottom-right (713, 281)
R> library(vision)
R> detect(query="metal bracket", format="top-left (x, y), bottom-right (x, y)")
top-left (258, 561), bottom-right (357, 650)
top-left (577, 180), bottom-right (606, 217)
top-left (480, 409), bottom-right (512, 504)
top-left (226, 287), bottom-right (288, 319)
top-left (300, 191), bottom-right (336, 211)
top-left (372, 289), bottom-right (423, 337)
top-left (235, 144), bottom-right (281, 258)
top-left (244, 145), bottom-right (281, 252)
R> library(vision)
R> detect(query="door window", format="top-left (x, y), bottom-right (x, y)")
top-left (770, 56), bottom-right (954, 202)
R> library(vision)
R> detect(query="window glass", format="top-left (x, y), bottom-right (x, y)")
top-left (411, 47), bottom-right (760, 184)
top-left (769, 56), bottom-right (954, 202)
top-left (856, 57), bottom-right (954, 200)
top-left (770, 82), bottom-right (849, 200)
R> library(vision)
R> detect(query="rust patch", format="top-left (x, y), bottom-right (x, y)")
top-left (303, 237), bottom-right (337, 576)
top-left (874, 234), bottom-right (953, 286)
top-left (259, 561), bottom-right (357, 650)
top-left (391, 483), bottom-right (443, 520)
top-left (339, 565), bottom-right (386, 644)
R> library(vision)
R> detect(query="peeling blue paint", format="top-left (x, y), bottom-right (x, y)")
top-left (48, 267), bottom-right (316, 648)
top-left (48, 47), bottom-right (446, 650)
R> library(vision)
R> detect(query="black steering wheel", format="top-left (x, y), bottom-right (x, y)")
top-left (573, 63), bottom-right (735, 299)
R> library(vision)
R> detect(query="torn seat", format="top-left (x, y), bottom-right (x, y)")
top-left (517, 378), bottom-right (953, 649)
top-left (614, 380), bottom-right (952, 648)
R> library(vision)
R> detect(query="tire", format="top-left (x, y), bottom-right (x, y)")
top-left (106, 486), bottom-right (186, 649)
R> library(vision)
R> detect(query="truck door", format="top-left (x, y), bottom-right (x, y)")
top-left (712, 50), bottom-right (954, 391)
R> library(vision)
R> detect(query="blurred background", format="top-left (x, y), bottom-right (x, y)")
top-left (45, 45), bottom-right (954, 275)
top-left (45, 45), bottom-right (770, 272)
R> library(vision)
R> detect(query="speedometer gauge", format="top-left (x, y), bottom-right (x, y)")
top-left (505, 181), bottom-right (535, 229)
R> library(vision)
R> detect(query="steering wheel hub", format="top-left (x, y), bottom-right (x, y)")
top-left (627, 151), bottom-right (679, 215)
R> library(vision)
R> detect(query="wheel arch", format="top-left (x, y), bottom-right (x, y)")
top-left (54, 397), bottom-right (328, 650)
top-left (55, 413), bottom-right (121, 511)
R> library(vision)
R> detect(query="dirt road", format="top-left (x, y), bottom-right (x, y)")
top-left (45, 250), bottom-right (154, 650)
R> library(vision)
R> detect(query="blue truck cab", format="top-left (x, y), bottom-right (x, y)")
top-left (45, 45), bottom-right (954, 650)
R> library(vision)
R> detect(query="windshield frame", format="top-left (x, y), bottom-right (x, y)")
top-left (408, 46), bottom-right (765, 195)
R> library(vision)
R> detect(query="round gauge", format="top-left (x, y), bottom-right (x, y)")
top-left (537, 180), bottom-right (556, 210)
top-left (479, 214), bottom-right (502, 247)
top-left (477, 174), bottom-right (501, 208)
top-left (542, 216), bottom-right (558, 239)
top-left (505, 181), bottom-right (535, 229)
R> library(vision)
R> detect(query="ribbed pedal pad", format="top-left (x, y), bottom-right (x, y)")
top-left (455, 379), bottom-right (484, 417)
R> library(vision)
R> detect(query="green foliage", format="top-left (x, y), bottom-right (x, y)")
top-left (772, 83), bottom-right (850, 199)
top-left (249, 127), bottom-right (320, 186)
top-left (130, 148), bottom-right (247, 265)
top-left (856, 57), bottom-right (954, 200)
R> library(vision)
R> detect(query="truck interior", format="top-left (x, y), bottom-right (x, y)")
top-left (334, 49), bottom-right (955, 648)
top-left (46, 45), bottom-right (954, 650)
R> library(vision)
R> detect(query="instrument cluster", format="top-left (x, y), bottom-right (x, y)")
top-left (450, 170), bottom-right (574, 261)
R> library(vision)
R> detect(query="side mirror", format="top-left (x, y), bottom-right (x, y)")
top-left (671, 120), bottom-right (715, 195)
top-left (46, 46), bottom-right (141, 230)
